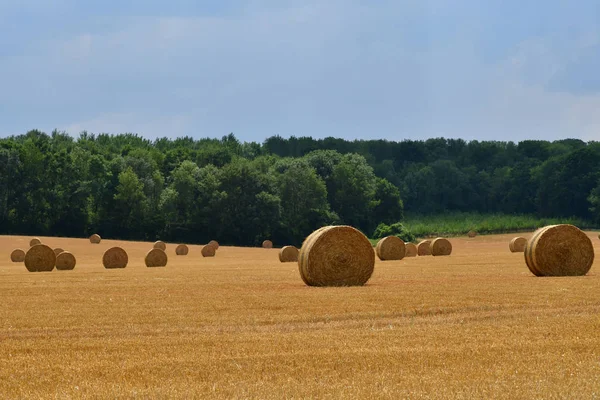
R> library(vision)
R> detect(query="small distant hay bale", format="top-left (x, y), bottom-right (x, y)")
top-left (279, 246), bottom-right (299, 262)
top-left (90, 234), bottom-right (101, 244)
top-left (467, 230), bottom-right (477, 238)
top-left (53, 248), bottom-right (64, 256)
top-left (10, 249), bottom-right (26, 262)
top-left (175, 244), bottom-right (189, 256)
top-left (405, 243), bottom-right (418, 257)
top-left (262, 240), bottom-right (273, 249)
top-left (375, 236), bottom-right (406, 261)
top-left (55, 252), bottom-right (76, 271)
top-left (145, 248), bottom-right (168, 267)
top-left (103, 247), bottom-right (128, 269)
top-left (208, 240), bottom-right (219, 250)
top-left (153, 241), bottom-right (167, 251)
top-left (29, 238), bottom-right (41, 247)
top-left (509, 237), bottom-right (527, 253)
top-left (431, 238), bottom-right (452, 256)
top-left (298, 225), bottom-right (375, 287)
top-left (417, 240), bottom-right (432, 256)
top-left (24, 244), bottom-right (56, 272)
top-left (201, 245), bottom-right (216, 257)
top-left (524, 224), bottom-right (594, 277)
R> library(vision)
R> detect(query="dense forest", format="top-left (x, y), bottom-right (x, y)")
top-left (1, 130), bottom-right (599, 246)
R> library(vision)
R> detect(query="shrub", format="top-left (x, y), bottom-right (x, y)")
top-left (372, 222), bottom-right (415, 242)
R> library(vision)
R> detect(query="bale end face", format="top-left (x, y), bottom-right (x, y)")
top-left (24, 244), bottom-right (56, 272)
top-left (279, 246), bottom-right (299, 262)
top-left (175, 244), bottom-right (189, 256)
top-left (467, 231), bottom-right (477, 238)
top-left (375, 236), bottom-right (406, 261)
top-left (262, 240), bottom-right (273, 249)
top-left (90, 234), bottom-right (101, 244)
top-left (431, 238), bottom-right (452, 256)
top-left (509, 237), bottom-right (527, 253)
top-left (404, 243), bottom-right (418, 257)
top-left (208, 240), bottom-right (219, 250)
top-left (29, 238), bottom-right (42, 247)
top-left (417, 240), bottom-right (432, 256)
top-left (145, 248), bottom-right (168, 267)
top-left (10, 249), bottom-right (26, 263)
top-left (103, 247), bottom-right (128, 269)
top-left (153, 241), bottom-right (167, 251)
top-left (56, 252), bottom-right (76, 270)
top-left (298, 225), bottom-right (375, 287)
top-left (201, 245), bottom-right (216, 257)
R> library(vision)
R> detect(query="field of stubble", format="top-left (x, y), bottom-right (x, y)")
top-left (1, 233), bottom-right (600, 399)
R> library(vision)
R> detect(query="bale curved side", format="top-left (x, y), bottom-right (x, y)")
top-left (509, 237), bottom-right (527, 253)
top-left (90, 234), bottom-right (101, 244)
top-left (208, 240), bottom-right (219, 250)
top-left (467, 231), bottom-right (477, 238)
top-left (262, 240), bottom-right (273, 249)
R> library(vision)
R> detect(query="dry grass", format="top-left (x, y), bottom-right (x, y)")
top-left (1, 233), bottom-right (600, 398)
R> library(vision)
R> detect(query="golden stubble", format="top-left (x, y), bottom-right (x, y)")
top-left (1, 233), bottom-right (600, 399)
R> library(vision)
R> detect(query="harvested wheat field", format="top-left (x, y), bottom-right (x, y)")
top-left (1, 232), bottom-right (600, 399)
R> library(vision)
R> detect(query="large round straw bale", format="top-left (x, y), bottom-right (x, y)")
top-left (24, 244), bottom-right (56, 272)
top-left (55, 252), bottom-right (76, 271)
top-left (53, 248), bottom-right (64, 256)
top-left (298, 225), bottom-right (375, 287)
top-left (145, 248), bottom-right (168, 267)
top-left (431, 238), bottom-right (452, 256)
top-left (279, 246), bottom-right (299, 262)
top-left (89, 234), bottom-right (101, 244)
top-left (201, 245), bottom-right (216, 257)
top-left (175, 244), bottom-right (189, 256)
top-left (405, 243), bottom-right (418, 257)
top-left (153, 241), bottom-right (167, 251)
top-left (509, 237), bottom-right (527, 253)
top-left (208, 240), bottom-right (219, 250)
top-left (29, 238), bottom-right (41, 247)
top-left (10, 249), bottom-right (26, 262)
top-left (524, 224), bottom-right (594, 277)
top-left (103, 247), bottom-right (128, 269)
top-left (468, 230), bottom-right (477, 238)
top-left (417, 240), bottom-right (432, 256)
top-left (375, 236), bottom-right (406, 261)
top-left (262, 240), bottom-right (273, 249)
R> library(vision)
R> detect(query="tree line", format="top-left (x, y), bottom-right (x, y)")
top-left (1, 130), bottom-right (598, 245)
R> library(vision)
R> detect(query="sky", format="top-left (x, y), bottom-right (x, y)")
top-left (1, 0), bottom-right (599, 142)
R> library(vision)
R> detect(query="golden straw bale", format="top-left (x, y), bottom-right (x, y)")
top-left (431, 238), bottom-right (452, 256)
top-left (279, 246), bottom-right (299, 262)
top-left (405, 243), bottom-right (418, 257)
top-left (153, 241), bottom-right (167, 251)
top-left (53, 248), bottom-right (64, 256)
top-left (208, 240), bottom-right (219, 250)
top-left (509, 237), bottom-right (527, 253)
top-left (375, 236), bottom-right (406, 261)
top-left (102, 247), bottom-right (128, 269)
top-left (468, 231), bottom-right (477, 238)
top-left (24, 244), bottom-right (56, 272)
top-left (29, 238), bottom-right (41, 247)
top-left (201, 245), bottom-right (216, 257)
top-left (262, 240), bottom-right (273, 249)
top-left (145, 248), bottom-right (168, 267)
top-left (55, 252), bottom-right (76, 270)
top-left (10, 249), bottom-right (26, 262)
top-left (175, 244), bottom-right (189, 256)
top-left (89, 234), bottom-right (101, 244)
top-left (524, 224), bottom-right (593, 277)
top-left (417, 240), bottom-right (432, 256)
top-left (298, 225), bottom-right (375, 287)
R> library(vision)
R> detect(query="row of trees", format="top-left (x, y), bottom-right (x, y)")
top-left (1, 130), bottom-right (599, 245)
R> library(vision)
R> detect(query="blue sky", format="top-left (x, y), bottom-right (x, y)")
top-left (1, 0), bottom-right (599, 142)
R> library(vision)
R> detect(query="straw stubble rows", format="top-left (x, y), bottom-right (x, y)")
top-left (1, 233), bottom-right (600, 398)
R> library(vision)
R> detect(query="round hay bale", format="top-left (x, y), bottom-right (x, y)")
top-left (279, 246), bottom-right (299, 262)
top-left (24, 244), bottom-right (56, 272)
top-left (89, 234), bottom-right (101, 244)
top-left (262, 240), bottom-right (273, 249)
top-left (201, 245), bottom-right (216, 257)
top-left (102, 247), bottom-right (128, 269)
top-left (524, 224), bottom-right (594, 277)
top-left (375, 236), bottom-right (406, 261)
top-left (10, 249), bottom-right (26, 263)
top-left (509, 237), bottom-right (527, 253)
top-left (405, 243), bottom-right (418, 257)
top-left (175, 244), bottom-right (189, 256)
top-left (468, 230), bottom-right (477, 238)
top-left (145, 248), bottom-right (168, 267)
top-left (298, 225), bottom-right (375, 287)
top-left (55, 252), bottom-right (76, 271)
top-left (208, 240), bottom-right (219, 250)
top-left (29, 238), bottom-right (41, 247)
top-left (153, 241), bottom-right (167, 251)
top-left (53, 248), bottom-right (64, 256)
top-left (417, 240), bottom-right (432, 256)
top-left (431, 238), bottom-right (452, 256)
